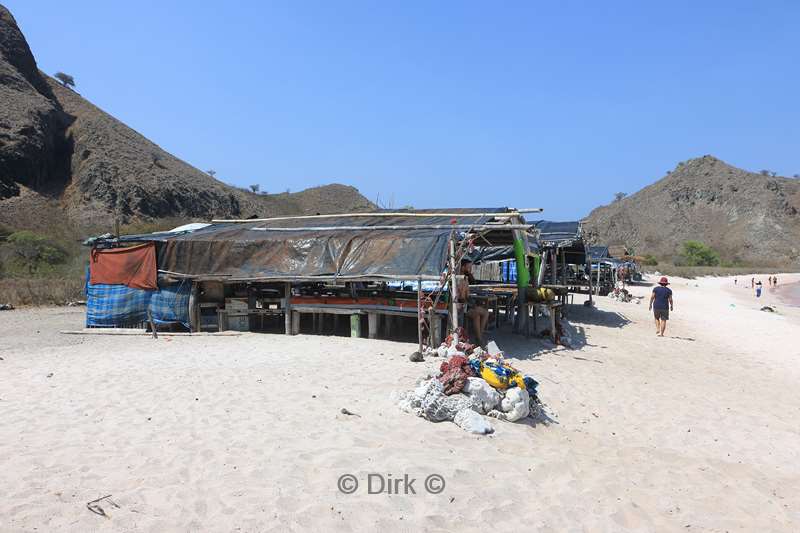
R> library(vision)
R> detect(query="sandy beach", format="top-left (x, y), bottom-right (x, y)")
top-left (1, 273), bottom-right (799, 532)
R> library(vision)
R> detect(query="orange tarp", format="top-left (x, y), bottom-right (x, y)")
top-left (89, 243), bottom-right (158, 290)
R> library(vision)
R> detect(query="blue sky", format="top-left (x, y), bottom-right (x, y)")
top-left (7, 1), bottom-right (799, 219)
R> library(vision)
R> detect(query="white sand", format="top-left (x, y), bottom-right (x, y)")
top-left (1, 274), bottom-right (799, 532)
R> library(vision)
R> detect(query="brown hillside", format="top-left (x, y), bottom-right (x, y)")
top-left (583, 155), bottom-right (800, 266)
top-left (0, 5), bottom-right (373, 235)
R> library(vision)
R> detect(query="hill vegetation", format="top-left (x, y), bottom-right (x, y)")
top-left (0, 5), bottom-right (374, 304)
top-left (583, 155), bottom-right (800, 268)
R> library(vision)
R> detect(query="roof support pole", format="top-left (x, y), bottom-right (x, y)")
top-left (367, 313), bottom-right (379, 339)
top-left (247, 224), bottom-right (535, 232)
top-left (448, 232), bottom-right (459, 335)
top-left (213, 210), bottom-right (544, 223)
top-left (350, 314), bottom-right (361, 338)
top-left (417, 276), bottom-right (423, 354)
top-left (596, 261), bottom-right (601, 296)
top-left (512, 216), bottom-right (530, 334)
top-left (537, 250), bottom-right (547, 287)
top-left (284, 282), bottom-right (293, 334)
top-left (188, 282), bottom-right (199, 333)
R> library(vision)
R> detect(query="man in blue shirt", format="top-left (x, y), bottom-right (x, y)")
top-left (649, 276), bottom-right (674, 337)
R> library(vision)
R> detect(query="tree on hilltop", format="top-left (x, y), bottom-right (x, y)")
top-left (54, 72), bottom-right (75, 89)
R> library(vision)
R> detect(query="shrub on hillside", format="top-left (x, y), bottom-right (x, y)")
top-left (642, 254), bottom-right (659, 266)
top-left (1, 230), bottom-right (68, 275)
top-left (678, 240), bottom-right (720, 267)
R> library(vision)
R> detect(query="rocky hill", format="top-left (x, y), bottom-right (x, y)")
top-left (0, 5), bottom-right (373, 235)
top-left (583, 155), bottom-right (800, 266)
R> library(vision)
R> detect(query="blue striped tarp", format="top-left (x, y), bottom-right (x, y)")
top-left (86, 277), bottom-right (191, 328)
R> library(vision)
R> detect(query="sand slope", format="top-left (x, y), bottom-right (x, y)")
top-left (1, 275), bottom-right (799, 532)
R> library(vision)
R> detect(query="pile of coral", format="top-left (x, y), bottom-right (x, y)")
top-left (608, 287), bottom-right (640, 304)
top-left (396, 330), bottom-right (548, 435)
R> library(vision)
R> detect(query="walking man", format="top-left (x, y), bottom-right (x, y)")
top-left (649, 276), bottom-right (673, 337)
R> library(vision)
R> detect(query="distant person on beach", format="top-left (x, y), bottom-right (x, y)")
top-left (751, 277), bottom-right (755, 289)
top-left (755, 281), bottom-right (763, 298)
top-left (774, 276), bottom-right (778, 286)
top-left (734, 278), bottom-right (737, 286)
top-left (649, 276), bottom-right (673, 337)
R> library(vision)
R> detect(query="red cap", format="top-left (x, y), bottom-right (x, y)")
top-left (658, 276), bottom-right (669, 285)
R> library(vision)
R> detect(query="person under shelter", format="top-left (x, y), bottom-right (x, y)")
top-left (457, 259), bottom-right (489, 347)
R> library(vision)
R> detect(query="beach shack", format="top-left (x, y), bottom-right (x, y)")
top-left (84, 207), bottom-right (573, 347)
top-left (585, 245), bottom-right (613, 295)
top-left (525, 220), bottom-right (595, 307)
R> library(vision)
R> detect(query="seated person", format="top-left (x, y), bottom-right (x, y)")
top-left (457, 259), bottom-right (489, 347)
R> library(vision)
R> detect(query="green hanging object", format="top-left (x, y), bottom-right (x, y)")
top-left (531, 254), bottom-right (541, 285)
top-left (513, 238), bottom-right (530, 287)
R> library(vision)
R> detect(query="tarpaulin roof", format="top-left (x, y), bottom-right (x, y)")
top-left (469, 242), bottom-right (540, 263)
top-left (586, 246), bottom-right (611, 259)
top-left (530, 220), bottom-right (582, 245)
top-left (96, 208), bottom-right (535, 281)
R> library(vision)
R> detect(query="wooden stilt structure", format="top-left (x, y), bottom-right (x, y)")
top-left (448, 232), bottom-right (459, 334)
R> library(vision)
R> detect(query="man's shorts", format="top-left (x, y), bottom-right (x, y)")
top-left (653, 308), bottom-right (669, 320)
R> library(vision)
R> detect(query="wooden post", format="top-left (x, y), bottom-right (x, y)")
top-left (188, 282), bottom-right (199, 333)
top-left (587, 256), bottom-right (594, 305)
top-left (448, 233), bottom-right (459, 333)
top-left (538, 250), bottom-right (547, 287)
top-left (512, 216), bottom-right (529, 334)
top-left (595, 261), bottom-right (599, 296)
top-left (291, 311), bottom-right (300, 335)
top-left (350, 314), bottom-right (361, 337)
top-left (551, 246), bottom-right (558, 285)
top-left (524, 303), bottom-right (530, 338)
top-left (368, 312), bottom-right (379, 339)
top-left (284, 283), bottom-right (293, 334)
top-left (550, 306), bottom-right (556, 343)
top-left (417, 276), bottom-right (423, 353)
top-left (147, 309), bottom-right (157, 339)
top-left (428, 308), bottom-right (438, 346)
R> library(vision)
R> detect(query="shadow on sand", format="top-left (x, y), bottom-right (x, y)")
top-left (488, 303), bottom-right (632, 360)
